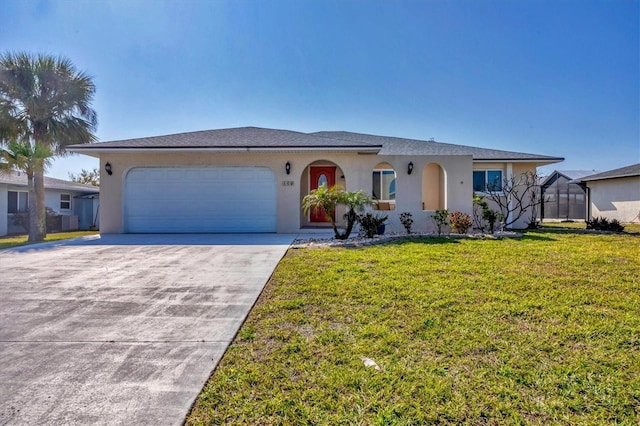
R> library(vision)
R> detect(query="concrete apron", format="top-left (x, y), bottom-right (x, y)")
top-left (0, 234), bottom-right (295, 425)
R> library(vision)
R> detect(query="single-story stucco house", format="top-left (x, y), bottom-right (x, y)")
top-left (0, 171), bottom-right (100, 236)
top-left (67, 127), bottom-right (563, 234)
top-left (540, 170), bottom-right (596, 221)
top-left (572, 163), bottom-right (640, 224)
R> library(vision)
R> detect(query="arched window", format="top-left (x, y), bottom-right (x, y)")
top-left (372, 163), bottom-right (396, 201)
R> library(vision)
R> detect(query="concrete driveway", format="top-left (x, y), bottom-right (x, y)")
top-left (0, 234), bottom-right (295, 425)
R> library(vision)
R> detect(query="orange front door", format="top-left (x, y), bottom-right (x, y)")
top-left (309, 166), bottom-right (336, 223)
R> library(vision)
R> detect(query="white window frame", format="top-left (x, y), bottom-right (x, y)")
top-left (372, 168), bottom-right (397, 201)
top-left (8, 191), bottom-right (29, 213)
top-left (473, 170), bottom-right (503, 193)
top-left (60, 193), bottom-right (72, 210)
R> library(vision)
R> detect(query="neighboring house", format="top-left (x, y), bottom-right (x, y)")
top-left (572, 163), bottom-right (640, 224)
top-left (0, 172), bottom-right (99, 236)
top-left (67, 127), bottom-right (563, 234)
top-left (540, 170), bottom-right (596, 221)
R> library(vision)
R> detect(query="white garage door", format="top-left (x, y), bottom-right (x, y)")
top-left (124, 167), bottom-right (277, 233)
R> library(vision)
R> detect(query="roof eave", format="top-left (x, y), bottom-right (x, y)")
top-left (473, 157), bottom-right (564, 165)
top-left (67, 146), bottom-right (383, 155)
top-left (581, 173), bottom-right (640, 182)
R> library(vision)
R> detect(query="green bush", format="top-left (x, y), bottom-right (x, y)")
top-left (473, 194), bottom-right (503, 233)
top-left (358, 213), bottom-right (387, 238)
top-left (431, 209), bottom-right (449, 235)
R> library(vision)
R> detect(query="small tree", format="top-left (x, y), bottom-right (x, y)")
top-left (483, 171), bottom-right (541, 229)
top-left (399, 212), bottom-right (414, 234)
top-left (473, 193), bottom-right (503, 233)
top-left (472, 194), bottom-right (487, 231)
top-left (302, 184), bottom-right (371, 240)
top-left (431, 209), bottom-right (449, 235)
top-left (69, 167), bottom-right (99, 186)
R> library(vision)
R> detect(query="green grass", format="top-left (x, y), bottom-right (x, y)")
top-left (0, 231), bottom-right (98, 249)
top-left (188, 231), bottom-right (640, 425)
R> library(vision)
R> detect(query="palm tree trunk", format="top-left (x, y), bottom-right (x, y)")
top-left (27, 172), bottom-right (37, 241)
top-left (30, 160), bottom-right (47, 242)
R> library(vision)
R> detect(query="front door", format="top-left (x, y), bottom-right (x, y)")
top-left (309, 166), bottom-right (336, 223)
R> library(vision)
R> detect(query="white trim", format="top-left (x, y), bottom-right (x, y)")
top-left (8, 190), bottom-right (29, 213)
top-left (67, 147), bottom-right (382, 156)
top-left (372, 168), bottom-right (397, 202)
top-left (59, 193), bottom-right (72, 211)
top-left (473, 159), bottom-right (562, 163)
top-left (473, 169), bottom-right (503, 193)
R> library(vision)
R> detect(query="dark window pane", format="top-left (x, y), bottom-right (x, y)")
top-left (381, 170), bottom-right (395, 200)
top-left (372, 171), bottom-right (381, 199)
top-left (8, 191), bottom-right (28, 213)
top-left (60, 193), bottom-right (71, 210)
top-left (19, 193), bottom-right (28, 211)
top-left (473, 171), bottom-right (485, 192)
top-left (8, 191), bottom-right (17, 213)
top-left (487, 171), bottom-right (502, 191)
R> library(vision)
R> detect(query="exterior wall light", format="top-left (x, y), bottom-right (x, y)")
top-left (407, 161), bottom-right (414, 175)
top-left (105, 162), bottom-right (113, 176)
top-left (285, 161), bottom-right (291, 175)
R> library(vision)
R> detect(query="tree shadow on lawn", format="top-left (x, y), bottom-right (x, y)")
top-left (374, 237), bottom-right (462, 247)
top-left (517, 233), bottom-right (557, 242)
top-left (524, 228), bottom-right (639, 238)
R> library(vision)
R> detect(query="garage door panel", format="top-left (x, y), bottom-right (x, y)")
top-left (124, 167), bottom-right (277, 233)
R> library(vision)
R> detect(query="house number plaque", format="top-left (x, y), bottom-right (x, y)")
top-left (282, 181), bottom-right (294, 186)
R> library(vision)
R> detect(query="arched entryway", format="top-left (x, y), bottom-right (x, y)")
top-left (422, 163), bottom-right (446, 210)
top-left (299, 160), bottom-right (346, 228)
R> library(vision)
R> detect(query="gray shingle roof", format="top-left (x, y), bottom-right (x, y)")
top-left (67, 126), bottom-right (563, 163)
top-left (68, 127), bottom-right (381, 150)
top-left (312, 131), bottom-right (563, 161)
top-left (577, 163), bottom-right (640, 182)
top-left (0, 171), bottom-right (99, 192)
top-left (540, 170), bottom-right (599, 186)
top-left (556, 170), bottom-right (600, 180)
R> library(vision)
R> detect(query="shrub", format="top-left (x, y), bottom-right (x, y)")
top-left (449, 211), bottom-right (472, 234)
top-left (473, 193), bottom-right (503, 233)
top-left (358, 213), bottom-right (388, 238)
top-left (431, 209), bottom-right (449, 235)
top-left (609, 219), bottom-right (625, 232)
top-left (399, 212), bottom-right (414, 234)
top-left (587, 217), bottom-right (625, 232)
top-left (472, 194), bottom-right (487, 231)
top-left (12, 208), bottom-right (61, 234)
top-left (482, 208), bottom-right (503, 233)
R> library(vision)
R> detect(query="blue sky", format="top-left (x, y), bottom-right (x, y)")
top-left (2, 0), bottom-right (638, 179)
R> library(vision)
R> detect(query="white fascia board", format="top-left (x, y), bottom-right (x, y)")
top-left (66, 146), bottom-right (382, 156)
top-left (473, 158), bottom-right (564, 166)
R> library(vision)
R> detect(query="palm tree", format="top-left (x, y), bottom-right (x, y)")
top-left (302, 184), bottom-right (371, 240)
top-left (0, 52), bottom-right (97, 241)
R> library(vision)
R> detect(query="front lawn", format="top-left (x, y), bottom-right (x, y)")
top-left (0, 231), bottom-right (98, 250)
top-left (187, 231), bottom-right (640, 425)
